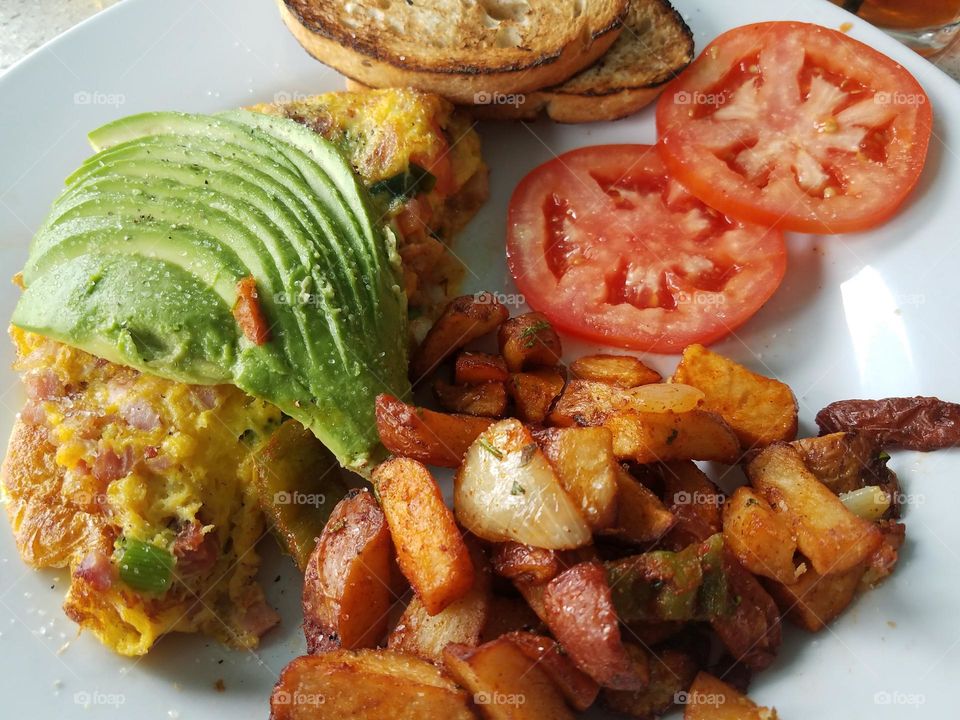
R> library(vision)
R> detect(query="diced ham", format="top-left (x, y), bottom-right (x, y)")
top-left (75, 551), bottom-right (114, 592)
top-left (240, 598), bottom-right (280, 637)
top-left (92, 446), bottom-right (135, 483)
top-left (190, 386), bottom-right (219, 410)
top-left (20, 401), bottom-right (46, 426)
top-left (172, 521), bottom-right (219, 576)
top-left (121, 400), bottom-right (161, 431)
top-left (24, 369), bottom-right (62, 401)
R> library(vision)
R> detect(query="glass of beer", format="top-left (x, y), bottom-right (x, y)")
top-left (833, 0), bottom-right (960, 55)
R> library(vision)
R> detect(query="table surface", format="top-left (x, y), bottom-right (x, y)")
top-left (2, 0), bottom-right (959, 80)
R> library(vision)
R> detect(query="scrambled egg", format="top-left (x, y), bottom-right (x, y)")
top-left (250, 88), bottom-right (489, 309)
top-left (2, 328), bottom-right (282, 656)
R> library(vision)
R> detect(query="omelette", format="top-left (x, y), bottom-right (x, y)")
top-left (2, 88), bottom-right (487, 656)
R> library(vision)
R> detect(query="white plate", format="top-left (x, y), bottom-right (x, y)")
top-left (1, 0), bottom-right (959, 717)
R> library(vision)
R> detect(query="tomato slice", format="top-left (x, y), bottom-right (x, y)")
top-left (656, 22), bottom-right (933, 234)
top-left (506, 145), bottom-right (787, 353)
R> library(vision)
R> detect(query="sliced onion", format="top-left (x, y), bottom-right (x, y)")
top-left (628, 383), bottom-right (704, 414)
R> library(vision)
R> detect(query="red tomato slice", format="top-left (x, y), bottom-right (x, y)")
top-left (656, 22), bottom-right (933, 234)
top-left (506, 145), bottom-right (787, 353)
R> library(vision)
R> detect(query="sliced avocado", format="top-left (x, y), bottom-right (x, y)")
top-left (14, 111), bottom-right (410, 473)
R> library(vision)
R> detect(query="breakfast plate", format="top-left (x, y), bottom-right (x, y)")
top-left (1, 0), bottom-right (959, 717)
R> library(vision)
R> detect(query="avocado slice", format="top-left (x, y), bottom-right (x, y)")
top-left (13, 111), bottom-right (410, 474)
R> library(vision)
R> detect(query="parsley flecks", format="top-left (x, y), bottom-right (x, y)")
top-left (511, 481), bottom-right (526, 496)
top-left (520, 320), bottom-right (552, 348)
top-left (478, 438), bottom-right (504, 459)
top-left (666, 428), bottom-right (679, 445)
top-left (519, 442), bottom-right (538, 467)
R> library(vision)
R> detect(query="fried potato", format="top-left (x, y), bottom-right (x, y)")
top-left (270, 650), bottom-right (475, 720)
top-left (661, 461), bottom-right (723, 550)
top-left (492, 542), bottom-right (562, 584)
top-left (710, 552), bottom-right (781, 671)
top-left (550, 380), bottom-right (704, 428)
top-left (498, 312), bottom-right (563, 372)
top-left (862, 520), bottom-right (905, 588)
top-left (375, 394), bottom-right (493, 468)
top-left (599, 466), bottom-right (676, 544)
top-left (684, 672), bottom-right (779, 719)
top-left (454, 419), bottom-right (592, 549)
top-left (671, 344), bottom-right (798, 449)
top-left (604, 410), bottom-right (741, 465)
top-left (543, 562), bottom-right (644, 691)
top-left (373, 458), bottom-right (475, 615)
top-left (536, 427), bottom-right (619, 530)
top-left (435, 378), bottom-right (509, 418)
top-left (509, 367), bottom-right (567, 424)
top-left (479, 595), bottom-right (546, 642)
top-left (722, 487), bottom-right (798, 585)
top-left (302, 490), bottom-right (395, 653)
top-left (456, 351), bottom-right (510, 385)
top-left (506, 631), bottom-right (600, 711)
top-left (571, 354), bottom-right (662, 388)
top-left (411, 295), bottom-right (509, 381)
top-left (389, 542), bottom-right (491, 661)
top-left (601, 648), bottom-right (698, 719)
top-left (444, 638), bottom-right (576, 720)
top-left (764, 562), bottom-right (865, 632)
top-left (747, 444), bottom-right (882, 576)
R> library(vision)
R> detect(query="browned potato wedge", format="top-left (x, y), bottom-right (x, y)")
top-left (711, 552), bottom-right (782, 671)
top-left (543, 562), bottom-right (644, 691)
top-left (389, 543), bottom-right (491, 661)
top-left (479, 595), bottom-right (546, 641)
top-left (765, 562), bottom-right (865, 632)
top-left (515, 577), bottom-right (550, 624)
top-left (374, 458), bottom-right (475, 615)
top-left (270, 650), bottom-right (475, 720)
top-left (604, 410), bottom-right (741, 464)
top-left (602, 648), bottom-right (698, 719)
top-left (571, 354), bottom-right (662, 388)
top-left (723, 487), bottom-right (798, 585)
top-left (435, 378), bottom-right (509, 418)
top-left (862, 520), bottom-right (905, 588)
top-left (376, 394), bottom-right (493, 468)
top-left (492, 542), bottom-right (562, 584)
top-left (498, 312), bottom-right (563, 372)
top-left (506, 631), bottom-right (600, 711)
top-left (444, 638), bottom-right (575, 720)
top-left (550, 380), bottom-right (705, 428)
top-left (684, 672), bottom-right (779, 719)
top-left (456, 352), bottom-right (510, 385)
top-left (411, 295), bottom-right (509, 381)
top-left (661, 461), bottom-right (723, 550)
top-left (454, 419), bottom-right (592, 549)
top-left (671, 344), bottom-right (798, 449)
top-left (536, 427), bottom-right (619, 530)
top-left (302, 489), bottom-right (395, 653)
top-left (600, 466), bottom-right (676, 544)
top-left (747, 444), bottom-right (882, 576)
top-left (509, 367), bottom-right (567, 424)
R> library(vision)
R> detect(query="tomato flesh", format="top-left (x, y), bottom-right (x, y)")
top-left (656, 22), bottom-right (932, 234)
top-left (507, 145), bottom-right (787, 353)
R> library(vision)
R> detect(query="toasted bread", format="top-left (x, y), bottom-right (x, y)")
top-left (278, 0), bottom-right (628, 105)
top-left (470, 0), bottom-right (694, 121)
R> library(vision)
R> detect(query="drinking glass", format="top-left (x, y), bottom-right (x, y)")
top-left (833, 0), bottom-right (960, 55)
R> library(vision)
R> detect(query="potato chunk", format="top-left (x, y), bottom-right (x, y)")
top-left (570, 354), bottom-right (662, 388)
top-left (373, 458), bottom-right (474, 615)
top-left (722, 486), bottom-right (798, 585)
top-left (411, 294), bottom-right (509, 380)
top-left (302, 490), bottom-right (395, 653)
top-left (671, 344), bottom-right (797, 449)
top-left (684, 672), bottom-right (779, 719)
top-left (604, 410), bottom-right (740, 464)
top-left (497, 312), bottom-right (562, 372)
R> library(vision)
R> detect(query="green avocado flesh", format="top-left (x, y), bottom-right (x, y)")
top-left (12, 111), bottom-right (411, 474)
